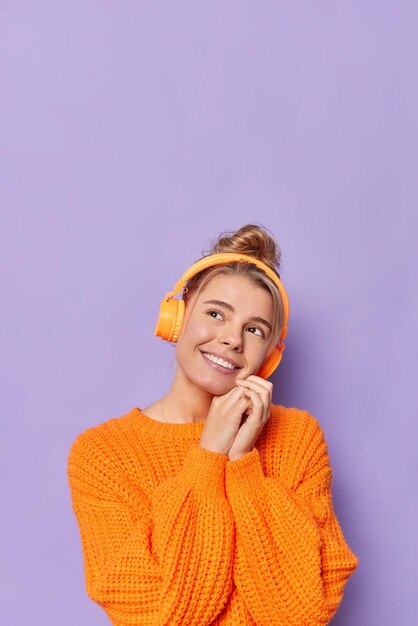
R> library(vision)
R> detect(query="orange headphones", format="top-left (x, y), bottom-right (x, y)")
top-left (154, 253), bottom-right (289, 379)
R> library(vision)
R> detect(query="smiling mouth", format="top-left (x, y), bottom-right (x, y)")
top-left (199, 350), bottom-right (241, 374)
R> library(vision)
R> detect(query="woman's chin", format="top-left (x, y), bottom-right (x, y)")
top-left (193, 371), bottom-right (237, 395)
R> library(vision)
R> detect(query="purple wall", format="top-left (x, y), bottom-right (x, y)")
top-left (2, 2), bottom-right (417, 624)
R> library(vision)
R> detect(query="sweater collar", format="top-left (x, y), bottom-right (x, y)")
top-left (128, 407), bottom-right (206, 441)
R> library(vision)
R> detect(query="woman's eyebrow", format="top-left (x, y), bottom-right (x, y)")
top-left (202, 299), bottom-right (272, 332)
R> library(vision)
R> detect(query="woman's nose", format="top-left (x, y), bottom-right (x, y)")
top-left (218, 326), bottom-right (243, 350)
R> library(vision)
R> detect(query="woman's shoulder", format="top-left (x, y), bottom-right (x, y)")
top-left (67, 408), bottom-right (146, 502)
top-left (67, 407), bottom-right (138, 464)
top-left (257, 403), bottom-right (329, 482)
top-left (268, 402), bottom-right (324, 437)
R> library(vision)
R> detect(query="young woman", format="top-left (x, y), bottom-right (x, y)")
top-left (67, 224), bottom-right (359, 625)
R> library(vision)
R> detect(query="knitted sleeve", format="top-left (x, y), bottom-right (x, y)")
top-left (224, 411), bottom-right (359, 626)
top-left (67, 432), bottom-right (235, 626)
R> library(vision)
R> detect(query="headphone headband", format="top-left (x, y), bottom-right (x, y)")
top-left (165, 252), bottom-right (289, 342)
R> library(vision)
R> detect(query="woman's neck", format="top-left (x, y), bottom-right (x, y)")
top-left (162, 367), bottom-right (214, 423)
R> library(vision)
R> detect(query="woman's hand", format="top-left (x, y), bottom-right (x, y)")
top-left (199, 385), bottom-right (253, 455)
top-left (198, 375), bottom-right (273, 460)
top-left (227, 376), bottom-right (273, 461)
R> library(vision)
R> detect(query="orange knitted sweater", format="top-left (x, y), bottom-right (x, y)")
top-left (67, 403), bottom-right (359, 625)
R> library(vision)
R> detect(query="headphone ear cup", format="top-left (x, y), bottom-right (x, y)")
top-left (154, 298), bottom-right (185, 343)
top-left (171, 298), bottom-right (185, 342)
top-left (256, 344), bottom-right (283, 379)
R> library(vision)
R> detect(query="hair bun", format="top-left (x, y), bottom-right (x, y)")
top-left (204, 223), bottom-right (281, 276)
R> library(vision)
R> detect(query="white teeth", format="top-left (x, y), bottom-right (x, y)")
top-left (202, 352), bottom-right (236, 370)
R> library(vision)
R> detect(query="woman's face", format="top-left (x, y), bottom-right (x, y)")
top-left (175, 274), bottom-right (274, 395)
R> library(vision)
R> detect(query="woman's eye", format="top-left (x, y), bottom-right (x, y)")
top-left (247, 326), bottom-right (264, 337)
top-left (207, 309), bottom-right (223, 320)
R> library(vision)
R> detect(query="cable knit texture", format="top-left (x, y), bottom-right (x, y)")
top-left (67, 403), bottom-right (359, 625)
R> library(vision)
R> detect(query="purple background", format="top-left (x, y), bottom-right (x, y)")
top-left (2, 2), bottom-right (417, 625)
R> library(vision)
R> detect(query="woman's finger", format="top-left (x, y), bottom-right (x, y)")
top-left (238, 387), bottom-right (265, 421)
top-left (237, 375), bottom-right (272, 388)
top-left (236, 378), bottom-right (272, 401)
top-left (239, 375), bottom-right (273, 392)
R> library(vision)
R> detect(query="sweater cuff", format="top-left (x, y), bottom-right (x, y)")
top-left (225, 447), bottom-right (264, 494)
top-left (179, 443), bottom-right (228, 497)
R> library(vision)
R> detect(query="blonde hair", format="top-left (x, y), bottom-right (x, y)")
top-left (183, 223), bottom-right (284, 358)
